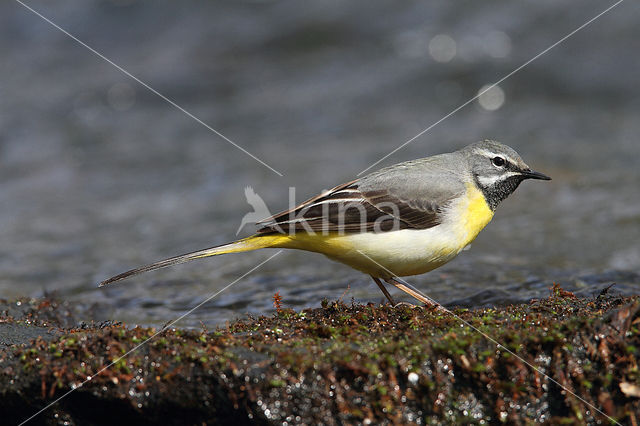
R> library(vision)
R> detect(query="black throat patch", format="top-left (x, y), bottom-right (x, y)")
top-left (474, 174), bottom-right (525, 211)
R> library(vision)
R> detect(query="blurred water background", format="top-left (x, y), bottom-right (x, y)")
top-left (1, 0), bottom-right (639, 327)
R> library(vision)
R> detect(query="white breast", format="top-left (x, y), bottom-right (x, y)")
top-left (320, 222), bottom-right (465, 278)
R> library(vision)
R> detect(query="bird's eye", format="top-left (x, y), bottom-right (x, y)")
top-left (491, 156), bottom-right (505, 167)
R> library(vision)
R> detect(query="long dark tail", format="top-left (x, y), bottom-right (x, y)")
top-left (98, 234), bottom-right (286, 287)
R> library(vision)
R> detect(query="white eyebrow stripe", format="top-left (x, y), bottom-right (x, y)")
top-left (475, 149), bottom-right (517, 164)
top-left (477, 171), bottom-right (520, 186)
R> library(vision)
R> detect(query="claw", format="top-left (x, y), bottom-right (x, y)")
top-left (393, 301), bottom-right (419, 308)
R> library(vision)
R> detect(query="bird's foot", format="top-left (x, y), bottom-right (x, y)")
top-left (422, 302), bottom-right (448, 313)
top-left (393, 301), bottom-right (419, 308)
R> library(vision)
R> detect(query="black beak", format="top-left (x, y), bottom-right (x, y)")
top-left (520, 169), bottom-right (551, 180)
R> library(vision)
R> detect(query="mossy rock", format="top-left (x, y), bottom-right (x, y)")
top-left (1, 290), bottom-right (639, 425)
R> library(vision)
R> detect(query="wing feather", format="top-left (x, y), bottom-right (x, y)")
top-left (257, 178), bottom-right (451, 234)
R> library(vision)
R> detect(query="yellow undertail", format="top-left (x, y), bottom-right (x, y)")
top-left (190, 234), bottom-right (291, 257)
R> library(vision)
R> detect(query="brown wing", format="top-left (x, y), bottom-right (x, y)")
top-left (256, 180), bottom-right (447, 234)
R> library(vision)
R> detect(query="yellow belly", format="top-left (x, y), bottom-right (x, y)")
top-left (459, 182), bottom-right (495, 248)
top-left (269, 182), bottom-right (494, 278)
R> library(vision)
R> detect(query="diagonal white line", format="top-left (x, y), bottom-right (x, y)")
top-left (356, 250), bottom-right (621, 425)
top-left (13, 0), bottom-right (283, 177)
top-left (357, 0), bottom-right (625, 176)
top-left (19, 250), bottom-right (283, 425)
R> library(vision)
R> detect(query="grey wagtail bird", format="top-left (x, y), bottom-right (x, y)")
top-left (100, 140), bottom-right (550, 306)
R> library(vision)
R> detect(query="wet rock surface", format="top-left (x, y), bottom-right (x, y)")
top-left (1, 288), bottom-right (639, 425)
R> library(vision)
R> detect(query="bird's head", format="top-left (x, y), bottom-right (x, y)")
top-left (463, 140), bottom-right (551, 210)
